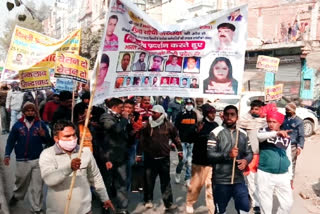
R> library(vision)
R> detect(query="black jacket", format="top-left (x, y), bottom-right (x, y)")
top-left (192, 118), bottom-right (218, 166)
top-left (97, 110), bottom-right (129, 165)
top-left (207, 124), bottom-right (253, 184)
top-left (175, 110), bottom-right (197, 143)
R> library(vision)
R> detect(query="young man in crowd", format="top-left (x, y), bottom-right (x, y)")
top-left (52, 91), bottom-right (72, 125)
top-left (98, 98), bottom-right (129, 214)
top-left (135, 96), bottom-right (153, 122)
top-left (175, 98), bottom-right (198, 187)
top-left (0, 82), bottom-right (10, 134)
top-left (207, 105), bottom-right (253, 214)
top-left (39, 120), bottom-right (114, 213)
top-left (6, 81), bottom-right (24, 129)
top-left (282, 102), bottom-right (304, 187)
top-left (167, 97), bottom-right (184, 123)
top-left (186, 104), bottom-right (218, 214)
top-left (42, 93), bottom-right (60, 124)
top-left (136, 105), bottom-right (183, 211)
top-left (238, 100), bottom-right (266, 213)
top-left (257, 110), bottom-right (293, 214)
top-left (4, 102), bottom-right (50, 213)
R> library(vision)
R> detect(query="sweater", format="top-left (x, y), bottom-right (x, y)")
top-left (39, 145), bottom-right (109, 214)
top-left (5, 117), bottom-right (50, 161)
top-left (257, 127), bottom-right (292, 177)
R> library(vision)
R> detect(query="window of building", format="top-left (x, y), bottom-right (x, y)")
top-left (304, 79), bottom-right (311, 90)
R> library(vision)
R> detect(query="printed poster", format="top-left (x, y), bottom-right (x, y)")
top-left (256, 55), bottom-right (280, 73)
top-left (19, 67), bottom-right (51, 91)
top-left (91, 0), bottom-right (248, 104)
top-left (55, 78), bottom-right (76, 92)
top-left (265, 84), bottom-right (283, 101)
top-left (2, 26), bottom-right (80, 82)
top-left (54, 52), bottom-right (89, 83)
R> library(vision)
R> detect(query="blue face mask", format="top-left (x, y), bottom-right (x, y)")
top-left (251, 113), bottom-right (260, 118)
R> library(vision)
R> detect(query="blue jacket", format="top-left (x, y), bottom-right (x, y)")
top-left (282, 116), bottom-right (305, 148)
top-left (5, 117), bottom-right (50, 161)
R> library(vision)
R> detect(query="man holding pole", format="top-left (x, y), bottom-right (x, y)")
top-left (207, 105), bottom-right (252, 214)
top-left (39, 120), bottom-right (114, 214)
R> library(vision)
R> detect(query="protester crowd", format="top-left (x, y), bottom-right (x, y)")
top-left (0, 81), bottom-right (304, 214)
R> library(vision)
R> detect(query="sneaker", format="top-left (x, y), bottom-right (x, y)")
top-left (185, 179), bottom-right (191, 188)
top-left (253, 206), bottom-right (261, 214)
top-left (165, 204), bottom-right (178, 211)
top-left (145, 201), bottom-right (153, 209)
top-left (186, 205), bottom-right (194, 213)
top-left (175, 173), bottom-right (181, 183)
top-left (9, 196), bottom-right (18, 206)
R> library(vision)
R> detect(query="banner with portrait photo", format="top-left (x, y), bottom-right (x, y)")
top-left (19, 67), bottom-right (51, 92)
top-left (91, 0), bottom-right (248, 104)
top-left (2, 26), bottom-right (80, 82)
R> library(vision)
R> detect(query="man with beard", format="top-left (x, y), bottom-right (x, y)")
top-left (135, 96), bottom-right (153, 123)
top-left (207, 105), bottom-right (252, 214)
top-left (4, 102), bottom-right (50, 213)
top-left (136, 105), bottom-right (183, 211)
top-left (132, 52), bottom-right (146, 71)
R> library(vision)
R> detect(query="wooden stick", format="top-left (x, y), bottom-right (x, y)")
top-left (34, 90), bottom-right (42, 129)
top-left (71, 81), bottom-right (75, 123)
top-left (64, 64), bottom-right (99, 214)
top-left (231, 96), bottom-right (242, 184)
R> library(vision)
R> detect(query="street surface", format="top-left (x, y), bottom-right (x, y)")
top-left (0, 132), bottom-right (318, 214)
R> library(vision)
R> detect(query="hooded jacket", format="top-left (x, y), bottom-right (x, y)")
top-left (5, 117), bottom-right (50, 161)
top-left (207, 124), bottom-right (253, 184)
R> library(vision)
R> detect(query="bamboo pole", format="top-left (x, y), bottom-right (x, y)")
top-left (231, 96), bottom-right (242, 184)
top-left (64, 64), bottom-right (99, 214)
top-left (71, 81), bottom-right (76, 123)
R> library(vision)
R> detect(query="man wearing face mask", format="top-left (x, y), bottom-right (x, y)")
top-left (3, 102), bottom-right (50, 213)
top-left (282, 102), bottom-right (304, 188)
top-left (136, 105), bottom-right (183, 211)
top-left (175, 98), bottom-right (198, 187)
top-left (238, 100), bottom-right (266, 214)
top-left (39, 120), bottom-right (114, 214)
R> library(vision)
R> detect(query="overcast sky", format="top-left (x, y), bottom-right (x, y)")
top-left (0, 0), bottom-right (56, 36)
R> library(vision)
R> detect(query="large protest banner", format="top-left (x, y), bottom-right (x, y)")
top-left (91, 0), bottom-right (247, 104)
top-left (19, 67), bottom-right (51, 91)
top-left (2, 26), bottom-right (80, 82)
top-left (54, 52), bottom-right (89, 83)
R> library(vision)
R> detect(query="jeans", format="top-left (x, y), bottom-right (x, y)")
top-left (100, 163), bottom-right (128, 212)
top-left (176, 142), bottom-right (194, 180)
top-left (214, 182), bottom-right (250, 213)
top-left (10, 110), bottom-right (21, 130)
top-left (144, 153), bottom-right (173, 208)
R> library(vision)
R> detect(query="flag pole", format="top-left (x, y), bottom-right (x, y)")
top-left (64, 64), bottom-right (99, 214)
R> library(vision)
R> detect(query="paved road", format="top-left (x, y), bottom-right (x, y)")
top-left (0, 133), bottom-right (311, 214)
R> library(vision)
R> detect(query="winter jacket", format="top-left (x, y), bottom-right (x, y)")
top-left (167, 99), bottom-right (184, 123)
top-left (282, 116), bottom-right (305, 148)
top-left (5, 89), bottom-right (24, 111)
top-left (192, 118), bottom-right (218, 166)
top-left (257, 127), bottom-right (292, 176)
top-left (5, 117), bottom-right (50, 161)
top-left (138, 119), bottom-right (182, 158)
top-left (97, 109), bottom-right (129, 165)
top-left (175, 110), bottom-right (197, 143)
top-left (207, 124), bottom-right (253, 184)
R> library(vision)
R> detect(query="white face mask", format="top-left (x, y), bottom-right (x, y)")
top-left (186, 105), bottom-right (193, 111)
top-left (58, 138), bottom-right (78, 152)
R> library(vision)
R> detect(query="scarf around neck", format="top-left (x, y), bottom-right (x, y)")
top-left (149, 113), bottom-right (166, 128)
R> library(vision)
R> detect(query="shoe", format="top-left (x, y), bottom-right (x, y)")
top-left (165, 204), bottom-right (178, 211)
top-left (9, 196), bottom-right (18, 206)
top-left (175, 173), bottom-right (181, 183)
top-left (145, 201), bottom-right (153, 209)
top-left (185, 179), bottom-right (191, 188)
top-left (186, 205), bottom-right (194, 213)
top-left (253, 206), bottom-right (261, 214)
